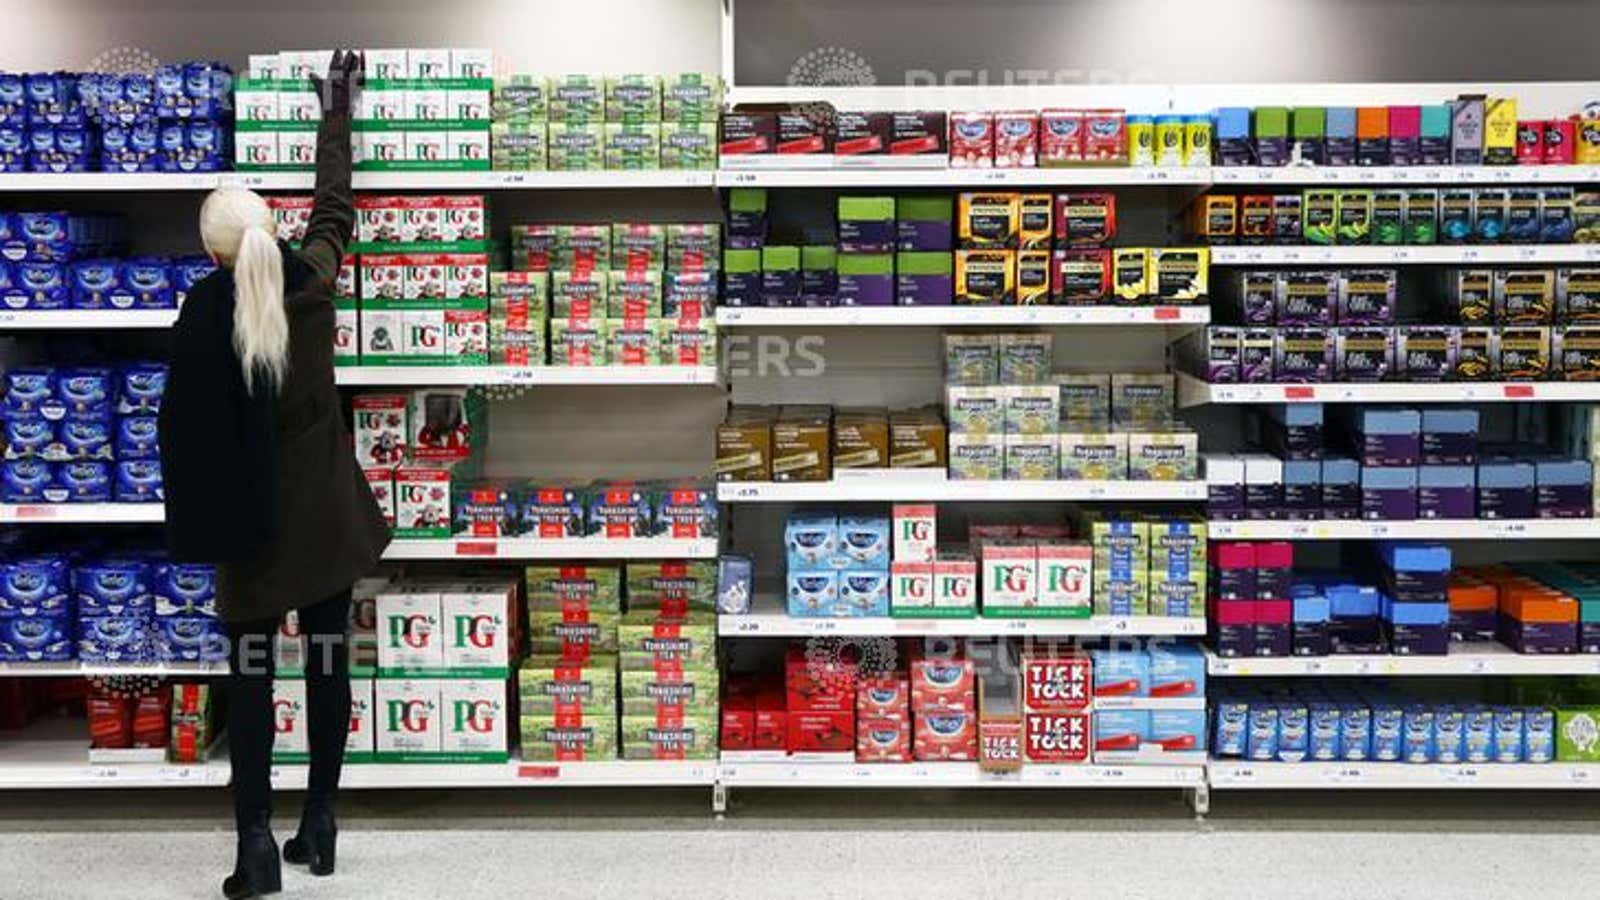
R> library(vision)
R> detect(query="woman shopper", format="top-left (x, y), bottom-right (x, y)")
top-left (158, 50), bottom-right (390, 900)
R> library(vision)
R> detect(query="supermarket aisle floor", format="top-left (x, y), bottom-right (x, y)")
top-left (2, 788), bottom-right (1598, 899)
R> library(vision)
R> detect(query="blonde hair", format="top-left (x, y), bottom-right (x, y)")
top-left (199, 188), bottom-right (287, 394)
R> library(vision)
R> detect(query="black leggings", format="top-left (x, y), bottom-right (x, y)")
top-left (224, 590), bottom-right (352, 830)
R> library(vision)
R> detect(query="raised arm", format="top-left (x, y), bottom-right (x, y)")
top-left (299, 50), bottom-right (364, 283)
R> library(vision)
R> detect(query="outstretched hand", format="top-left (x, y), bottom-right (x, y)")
top-left (310, 49), bottom-right (365, 116)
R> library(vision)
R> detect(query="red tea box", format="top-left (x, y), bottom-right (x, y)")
top-left (1040, 109), bottom-right (1085, 166)
top-left (784, 646), bottom-right (857, 712)
top-left (1020, 652), bottom-right (1092, 712)
top-left (949, 112), bottom-right (995, 168)
top-left (994, 111), bottom-right (1039, 168)
top-left (856, 713), bottom-right (912, 763)
top-left (909, 649), bottom-right (975, 712)
top-left (1081, 109), bottom-right (1128, 163)
top-left (913, 708), bottom-right (978, 761)
top-left (857, 671), bottom-right (911, 717)
top-left (786, 709), bottom-right (854, 756)
top-left (1023, 711), bottom-right (1091, 763)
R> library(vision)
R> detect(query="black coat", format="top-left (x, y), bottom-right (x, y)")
top-left (160, 111), bottom-right (390, 623)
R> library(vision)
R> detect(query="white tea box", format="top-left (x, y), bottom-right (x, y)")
top-left (374, 679), bottom-right (442, 755)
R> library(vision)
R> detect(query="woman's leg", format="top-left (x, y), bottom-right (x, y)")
top-left (297, 588), bottom-right (353, 804)
top-left (223, 614), bottom-right (279, 832)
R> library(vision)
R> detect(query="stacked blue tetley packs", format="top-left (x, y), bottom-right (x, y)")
top-left (0, 551), bottom-right (221, 663)
top-left (0, 362), bottom-right (166, 503)
top-left (0, 209), bottom-right (214, 311)
top-left (0, 63), bottom-right (234, 174)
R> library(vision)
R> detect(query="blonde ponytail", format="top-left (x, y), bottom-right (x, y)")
top-left (199, 188), bottom-right (288, 394)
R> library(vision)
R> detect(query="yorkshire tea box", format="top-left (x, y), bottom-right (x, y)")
top-left (518, 655), bottom-right (618, 715)
top-left (624, 560), bottom-right (717, 614)
top-left (620, 668), bottom-right (719, 717)
top-left (520, 712), bottom-right (618, 761)
top-left (526, 564), bottom-right (623, 612)
top-left (526, 610), bottom-right (620, 659)
top-left (617, 611), bottom-right (717, 672)
top-left (620, 714), bottom-right (718, 760)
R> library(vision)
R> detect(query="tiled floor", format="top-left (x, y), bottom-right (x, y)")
top-left (1, 788), bottom-right (1596, 898)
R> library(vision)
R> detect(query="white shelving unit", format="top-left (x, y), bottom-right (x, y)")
top-left (0, 310), bottom-right (180, 329)
top-left (0, 504), bottom-right (164, 524)
top-left (1176, 372), bottom-right (1600, 408)
top-left (334, 365), bottom-right (720, 387)
top-left (0, 171), bottom-right (717, 192)
top-left (717, 478), bottom-right (1205, 503)
top-left (0, 720), bottom-right (230, 790)
top-left (1209, 164), bottom-right (1600, 185)
top-left (0, 660), bottom-right (228, 677)
top-left (1206, 518), bottom-right (1600, 541)
top-left (721, 597), bottom-right (1205, 638)
top-left (715, 167), bottom-right (1213, 188)
top-left (1205, 645), bottom-right (1600, 677)
top-left (1208, 760), bottom-right (1600, 790)
top-left (383, 537), bottom-right (719, 561)
top-left (272, 760), bottom-right (718, 790)
top-left (716, 759), bottom-right (1204, 788)
top-left (1210, 244), bottom-right (1600, 265)
top-left (715, 306), bottom-right (1208, 327)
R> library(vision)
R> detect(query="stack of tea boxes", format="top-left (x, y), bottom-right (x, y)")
top-left (943, 336), bottom-right (1199, 482)
top-left (502, 222), bottom-right (719, 366)
top-left (492, 73), bottom-right (720, 171)
top-left (236, 48), bottom-right (492, 171)
top-left (273, 574), bottom-right (517, 764)
top-left (351, 387), bottom-right (486, 538)
top-left (518, 561), bottom-right (718, 761)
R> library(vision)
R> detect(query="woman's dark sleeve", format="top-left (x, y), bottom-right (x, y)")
top-left (298, 104), bottom-right (355, 285)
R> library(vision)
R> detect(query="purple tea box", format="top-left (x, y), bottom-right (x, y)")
top-left (1241, 329), bottom-right (1276, 383)
top-left (1395, 328), bottom-right (1456, 382)
top-left (1292, 591), bottom-right (1332, 656)
top-left (1536, 459), bottom-right (1593, 518)
top-left (896, 195), bottom-right (954, 252)
top-left (1204, 453), bottom-right (1246, 520)
top-left (1384, 598), bottom-right (1450, 655)
top-left (1273, 328), bottom-right (1334, 383)
top-left (1336, 269), bottom-right (1397, 324)
top-left (1421, 408), bottom-right (1479, 466)
top-left (1336, 327), bottom-right (1395, 381)
top-left (1321, 457), bottom-right (1361, 518)
top-left (1477, 460), bottom-right (1536, 519)
top-left (1418, 466), bottom-right (1476, 519)
top-left (1498, 616), bottom-right (1578, 654)
top-left (1264, 403), bottom-right (1323, 461)
top-left (1361, 466), bottom-right (1418, 520)
top-left (1211, 599), bottom-right (1256, 657)
top-left (1207, 327), bottom-right (1243, 383)
top-left (895, 252), bottom-right (952, 306)
top-left (1211, 543), bottom-right (1258, 600)
top-left (1232, 272), bottom-right (1277, 324)
top-left (1329, 616), bottom-right (1387, 655)
top-left (1282, 460), bottom-right (1323, 519)
top-left (1451, 608), bottom-right (1498, 643)
top-left (837, 197), bottom-right (896, 254)
top-left (1254, 600), bottom-right (1292, 657)
top-left (837, 254), bottom-right (894, 307)
top-left (1350, 408), bottom-right (1421, 468)
top-left (1241, 453), bottom-right (1284, 520)
top-left (1277, 271), bottom-right (1337, 326)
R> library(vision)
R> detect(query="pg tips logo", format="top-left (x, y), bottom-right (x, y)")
top-left (387, 613), bottom-right (435, 650)
top-left (785, 45), bottom-right (877, 132)
top-left (453, 613), bottom-right (499, 650)
top-left (452, 699), bottom-right (501, 734)
top-left (387, 699), bottom-right (435, 734)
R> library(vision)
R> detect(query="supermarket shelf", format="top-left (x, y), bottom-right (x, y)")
top-left (716, 759), bottom-right (1204, 788)
top-left (0, 660), bottom-right (227, 677)
top-left (0, 504), bottom-right (164, 524)
top-left (1208, 760), bottom-right (1600, 790)
top-left (1211, 164), bottom-right (1600, 185)
top-left (0, 171), bottom-right (716, 192)
top-left (382, 537), bottom-right (719, 560)
top-left (273, 760), bottom-right (717, 790)
top-left (1176, 372), bottom-right (1600, 408)
top-left (333, 366), bottom-right (720, 387)
top-left (0, 310), bottom-right (179, 329)
top-left (714, 167), bottom-right (1212, 188)
top-left (717, 477), bottom-right (1205, 503)
top-left (0, 719), bottom-right (229, 789)
top-left (1207, 518), bottom-right (1600, 541)
top-left (1210, 244), bottom-right (1600, 265)
top-left (721, 595), bottom-right (1205, 638)
top-left (715, 305), bottom-right (1208, 328)
top-left (1205, 645), bottom-right (1600, 677)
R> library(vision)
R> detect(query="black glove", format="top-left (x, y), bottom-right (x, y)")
top-left (311, 49), bottom-right (365, 117)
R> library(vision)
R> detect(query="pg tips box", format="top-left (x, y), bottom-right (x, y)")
top-left (395, 461), bottom-right (453, 539)
top-left (376, 585), bottom-right (444, 672)
top-left (1023, 711), bottom-right (1092, 764)
top-left (441, 583), bottom-right (513, 672)
top-left (345, 678), bottom-right (375, 762)
top-left (932, 551), bottom-right (978, 616)
top-left (440, 679), bottom-right (508, 761)
top-left (1034, 543), bottom-right (1092, 618)
top-left (980, 543), bottom-right (1038, 616)
top-left (353, 393), bottom-right (409, 467)
top-left (375, 679), bottom-right (442, 758)
top-left (890, 562), bottom-right (933, 615)
top-left (892, 503), bottom-right (937, 563)
top-left (270, 678), bottom-right (309, 762)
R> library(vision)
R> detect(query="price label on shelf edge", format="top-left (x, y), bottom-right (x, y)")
top-left (517, 765), bottom-right (559, 780)
top-left (14, 505), bottom-right (55, 519)
top-left (454, 541), bottom-right (496, 557)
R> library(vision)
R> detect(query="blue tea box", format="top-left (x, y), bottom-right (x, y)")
top-left (1293, 593), bottom-right (1332, 656)
top-left (1321, 456), bottom-right (1361, 518)
top-left (834, 514), bottom-right (890, 569)
top-left (1214, 697), bottom-right (1249, 757)
top-left (171, 255), bottom-right (215, 305)
top-left (15, 261), bottom-right (68, 309)
top-left (120, 258), bottom-right (174, 309)
top-left (1361, 466), bottom-right (1418, 520)
top-left (1276, 701), bottom-right (1309, 762)
top-left (1265, 402), bottom-right (1324, 461)
top-left (786, 570), bottom-right (839, 617)
top-left (1246, 704), bottom-right (1279, 761)
top-left (836, 569), bottom-right (889, 617)
top-left (115, 417), bottom-right (159, 461)
top-left (0, 610), bottom-right (72, 661)
top-left (0, 555), bottom-right (69, 615)
top-left (0, 458), bottom-right (52, 502)
top-left (151, 562), bottom-right (216, 618)
top-left (1371, 700), bottom-right (1404, 761)
top-left (77, 615), bottom-right (152, 662)
top-left (1340, 704), bottom-right (1372, 760)
top-left (54, 366), bottom-right (113, 418)
top-left (1150, 710), bottom-right (1206, 753)
top-left (1351, 408), bottom-right (1421, 468)
top-left (1095, 710), bottom-right (1151, 753)
top-left (113, 459), bottom-right (163, 502)
top-left (1308, 703), bottom-right (1342, 761)
top-left (1535, 459), bottom-right (1593, 518)
top-left (1379, 541), bottom-right (1452, 573)
top-left (152, 615), bottom-right (226, 662)
top-left (1421, 408), bottom-right (1479, 465)
top-left (1384, 599), bottom-right (1450, 655)
top-left (1091, 648), bottom-right (1149, 698)
top-left (1434, 706), bottom-right (1466, 764)
top-left (1326, 107), bottom-right (1358, 166)
top-left (1525, 709), bottom-right (1555, 762)
top-left (116, 362), bottom-right (165, 414)
top-left (68, 258), bottom-right (121, 309)
top-left (54, 460), bottom-right (112, 502)
top-left (1149, 644), bottom-right (1205, 698)
top-left (75, 559), bottom-right (150, 615)
top-left (1282, 460), bottom-right (1323, 519)
top-left (1478, 461), bottom-right (1536, 519)
top-left (1418, 465), bottom-right (1476, 519)
top-left (1493, 706), bottom-right (1525, 763)
top-left (1463, 705), bottom-right (1495, 763)
top-left (784, 512), bottom-right (837, 569)
top-left (49, 415), bottom-right (112, 462)
top-left (1403, 705), bottom-right (1436, 763)
top-left (715, 554), bottom-right (754, 615)
top-left (3, 415), bottom-right (54, 460)
top-left (1213, 108), bottom-right (1252, 166)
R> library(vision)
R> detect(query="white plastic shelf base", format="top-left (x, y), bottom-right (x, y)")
top-left (0, 720), bottom-right (229, 790)
top-left (716, 759), bottom-right (1203, 788)
top-left (334, 366), bottom-right (720, 387)
top-left (272, 760), bottom-right (716, 790)
top-left (1178, 373), bottom-right (1600, 407)
top-left (0, 660), bottom-right (228, 677)
top-left (715, 306), bottom-right (1208, 327)
top-left (722, 596), bottom-right (1204, 638)
top-left (0, 504), bottom-right (163, 524)
top-left (1205, 645), bottom-right (1600, 677)
top-left (1210, 164), bottom-right (1600, 185)
top-left (0, 310), bottom-right (179, 329)
top-left (717, 478), bottom-right (1205, 503)
top-left (0, 171), bottom-right (716, 192)
top-left (382, 537), bottom-right (718, 561)
top-left (1207, 519), bottom-right (1600, 541)
top-left (1208, 760), bottom-right (1600, 790)
top-left (715, 167), bottom-right (1212, 188)
top-left (1210, 245), bottom-right (1600, 265)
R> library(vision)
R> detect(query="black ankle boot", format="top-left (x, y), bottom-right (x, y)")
top-left (282, 804), bottom-right (337, 876)
top-left (222, 819), bottom-right (281, 899)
